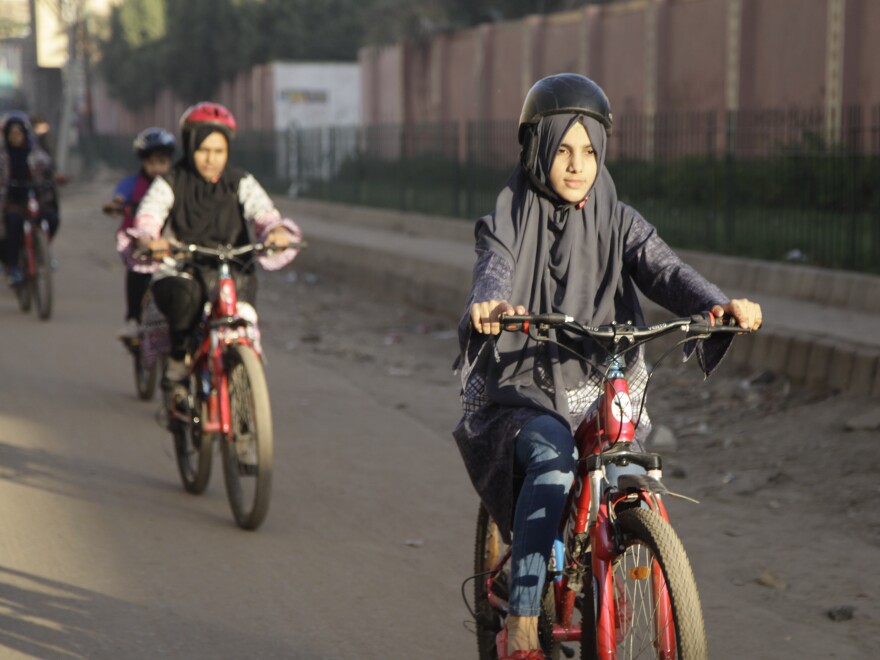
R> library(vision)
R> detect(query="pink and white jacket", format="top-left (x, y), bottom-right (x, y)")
top-left (119, 171), bottom-right (301, 275)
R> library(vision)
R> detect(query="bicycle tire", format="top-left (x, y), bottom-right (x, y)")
top-left (473, 503), bottom-right (560, 660)
top-left (220, 343), bottom-right (273, 530)
top-left (133, 347), bottom-right (158, 401)
top-left (170, 374), bottom-right (213, 494)
top-left (30, 228), bottom-right (52, 320)
top-left (580, 507), bottom-right (707, 659)
top-left (14, 279), bottom-right (31, 312)
top-left (15, 252), bottom-right (31, 312)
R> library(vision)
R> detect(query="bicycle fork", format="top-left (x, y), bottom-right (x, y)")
top-left (22, 191), bottom-right (45, 278)
top-left (21, 221), bottom-right (36, 278)
top-left (200, 262), bottom-right (239, 438)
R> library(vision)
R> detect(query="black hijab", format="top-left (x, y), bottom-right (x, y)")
top-left (4, 119), bottom-right (31, 204)
top-left (167, 125), bottom-right (246, 247)
top-left (477, 114), bottom-right (645, 421)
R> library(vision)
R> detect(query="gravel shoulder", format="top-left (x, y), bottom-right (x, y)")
top-left (260, 263), bottom-right (880, 659)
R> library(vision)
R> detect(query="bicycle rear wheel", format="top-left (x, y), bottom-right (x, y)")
top-left (220, 343), bottom-right (273, 530)
top-left (474, 503), bottom-right (560, 660)
top-left (133, 347), bottom-right (158, 401)
top-left (14, 279), bottom-right (31, 312)
top-left (580, 508), bottom-right (707, 659)
top-left (169, 374), bottom-right (213, 494)
top-left (30, 228), bottom-right (52, 320)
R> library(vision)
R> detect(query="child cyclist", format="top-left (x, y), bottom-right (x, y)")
top-left (453, 74), bottom-right (762, 660)
top-left (103, 127), bottom-right (176, 339)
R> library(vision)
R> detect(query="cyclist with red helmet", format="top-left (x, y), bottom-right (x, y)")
top-left (120, 102), bottom-right (302, 396)
top-left (103, 127), bottom-right (176, 339)
top-left (0, 111), bottom-right (60, 285)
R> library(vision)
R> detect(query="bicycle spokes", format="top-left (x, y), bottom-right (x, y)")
top-left (612, 542), bottom-right (676, 658)
top-left (230, 357), bottom-right (258, 474)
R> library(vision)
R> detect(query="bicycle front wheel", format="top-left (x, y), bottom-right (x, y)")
top-left (30, 228), bottom-right (52, 320)
top-left (474, 503), bottom-right (560, 660)
top-left (221, 343), bottom-right (273, 530)
top-left (580, 508), bottom-right (707, 659)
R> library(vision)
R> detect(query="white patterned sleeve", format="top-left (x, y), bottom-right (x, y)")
top-left (237, 174), bottom-right (302, 270)
top-left (131, 176), bottom-right (174, 239)
top-left (119, 177), bottom-right (175, 271)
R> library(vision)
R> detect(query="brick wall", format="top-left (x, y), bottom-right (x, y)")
top-left (360, 0), bottom-right (880, 134)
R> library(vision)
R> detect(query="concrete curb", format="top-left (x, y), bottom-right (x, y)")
top-left (278, 198), bottom-right (880, 398)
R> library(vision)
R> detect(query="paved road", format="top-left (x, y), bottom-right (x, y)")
top-left (1, 181), bottom-right (876, 659)
top-left (0, 182), bottom-right (476, 659)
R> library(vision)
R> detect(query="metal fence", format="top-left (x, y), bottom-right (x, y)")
top-left (81, 105), bottom-right (880, 274)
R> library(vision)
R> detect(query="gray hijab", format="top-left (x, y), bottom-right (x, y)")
top-left (476, 114), bottom-right (645, 425)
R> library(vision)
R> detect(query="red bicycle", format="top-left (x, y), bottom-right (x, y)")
top-left (156, 241), bottom-right (294, 530)
top-left (8, 180), bottom-right (53, 320)
top-left (471, 312), bottom-right (752, 659)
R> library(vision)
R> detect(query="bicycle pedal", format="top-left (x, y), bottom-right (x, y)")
top-left (561, 645), bottom-right (575, 659)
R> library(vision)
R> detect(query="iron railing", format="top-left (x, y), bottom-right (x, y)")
top-left (81, 105), bottom-right (880, 274)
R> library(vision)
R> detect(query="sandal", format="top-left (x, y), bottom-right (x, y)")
top-left (496, 629), bottom-right (545, 660)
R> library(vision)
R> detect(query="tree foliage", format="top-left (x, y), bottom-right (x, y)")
top-left (163, 0), bottom-right (243, 103)
top-left (97, 0), bottom-right (602, 109)
top-left (99, 0), bottom-right (166, 109)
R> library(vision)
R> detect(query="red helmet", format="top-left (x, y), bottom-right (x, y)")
top-left (179, 102), bottom-right (237, 139)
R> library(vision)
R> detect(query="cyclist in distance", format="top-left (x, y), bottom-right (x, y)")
top-left (120, 102), bottom-right (302, 403)
top-left (103, 127), bottom-right (176, 339)
top-left (453, 74), bottom-right (762, 660)
top-left (0, 111), bottom-right (60, 286)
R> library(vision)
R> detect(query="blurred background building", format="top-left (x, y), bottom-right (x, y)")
top-left (3, 0), bottom-right (878, 273)
top-left (1, 0), bottom-right (119, 171)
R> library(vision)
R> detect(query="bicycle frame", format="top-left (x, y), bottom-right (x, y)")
top-left (173, 256), bottom-right (258, 440)
top-left (482, 361), bottom-right (674, 653)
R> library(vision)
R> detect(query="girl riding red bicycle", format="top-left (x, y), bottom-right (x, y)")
top-left (0, 111), bottom-right (59, 287)
top-left (453, 74), bottom-right (762, 659)
top-left (119, 102), bottom-right (302, 408)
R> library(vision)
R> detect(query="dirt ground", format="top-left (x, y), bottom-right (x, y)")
top-left (261, 265), bottom-right (880, 659)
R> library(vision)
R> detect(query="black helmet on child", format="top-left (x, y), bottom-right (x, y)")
top-left (133, 127), bottom-right (176, 159)
top-left (518, 73), bottom-right (613, 171)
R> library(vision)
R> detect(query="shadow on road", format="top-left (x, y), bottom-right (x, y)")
top-left (0, 565), bottom-right (322, 659)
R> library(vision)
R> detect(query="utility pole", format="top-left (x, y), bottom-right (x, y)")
top-left (54, 0), bottom-right (80, 175)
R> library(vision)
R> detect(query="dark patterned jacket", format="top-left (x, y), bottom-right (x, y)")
top-left (0, 141), bottom-right (57, 223)
top-left (453, 211), bottom-right (732, 543)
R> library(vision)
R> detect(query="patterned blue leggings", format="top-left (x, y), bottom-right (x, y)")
top-left (509, 415), bottom-right (577, 616)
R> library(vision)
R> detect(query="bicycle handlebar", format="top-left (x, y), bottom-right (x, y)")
top-left (501, 312), bottom-right (750, 348)
top-left (135, 239), bottom-right (306, 261)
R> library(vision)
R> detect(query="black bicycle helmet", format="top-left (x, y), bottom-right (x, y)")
top-left (518, 73), bottom-right (613, 172)
top-left (133, 127), bottom-right (176, 159)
